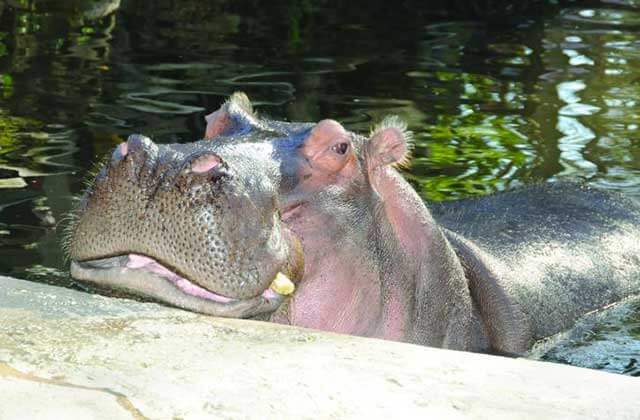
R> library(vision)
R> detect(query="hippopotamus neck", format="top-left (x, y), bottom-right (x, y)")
top-left (372, 168), bottom-right (477, 349)
top-left (276, 194), bottom-right (386, 336)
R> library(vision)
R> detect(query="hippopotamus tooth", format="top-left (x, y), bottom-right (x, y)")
top-left (270, 272), bottom-right (295, 296)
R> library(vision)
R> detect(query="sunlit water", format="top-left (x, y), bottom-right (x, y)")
top-left (0, 0), bottom-right (639, 374)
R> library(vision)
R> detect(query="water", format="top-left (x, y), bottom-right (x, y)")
top-left (1, 0), bottom-right (639, 373)
top-left (530, 297), bottom-right (640, 376)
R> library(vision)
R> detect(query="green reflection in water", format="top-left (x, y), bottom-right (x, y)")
top-left (0, 111), bottom-right (43, 161)
top-left (533, 297), bottom-right (640, 377)
top-left (0, 74), bottom-right (13, 98)
top-left (409, 113), bottom-right (532, 201)
top-left (0, 33), bottom-right (7, 58)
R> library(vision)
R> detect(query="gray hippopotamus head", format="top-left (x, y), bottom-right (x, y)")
top-left (68, 92), bottom-right (474, 348)
top-left (68, 94), bottom-right (306, 318)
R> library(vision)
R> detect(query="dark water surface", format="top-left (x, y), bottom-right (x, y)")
top-left (1, 0), bottom-right (639, 375)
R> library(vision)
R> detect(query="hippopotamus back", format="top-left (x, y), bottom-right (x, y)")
top-left (431, 183), bottom-right (640, 340)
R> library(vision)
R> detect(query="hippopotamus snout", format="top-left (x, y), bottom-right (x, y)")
top-left (109, 134), bottom-right (160, 183)
top-left (104, 134), bottom-right (225, 194)
top-left (68, 134), bottom-right (303, 318)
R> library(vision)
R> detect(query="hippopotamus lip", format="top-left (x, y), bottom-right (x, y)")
top-left (70, 254), bottom-right (288, 318)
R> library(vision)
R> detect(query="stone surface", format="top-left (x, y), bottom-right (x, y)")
top-left (0, 275), bottom-right (638, 420)
top-left (0, 365), bottom-right (137, 420)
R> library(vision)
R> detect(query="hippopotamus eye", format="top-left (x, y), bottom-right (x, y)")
top-left (332, 142), bottom-right (349, 155)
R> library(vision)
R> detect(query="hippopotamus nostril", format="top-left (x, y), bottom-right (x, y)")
top-left (116, 134), bottom-right (160, 185)
top-left (126, 134), bottom-right (159, 161)
top-left (110, 142), bottom-right (128, 164)
top-left (117, 142), bottom-right (128, 157)
top-left (190, 154), bottom-right (222, 174)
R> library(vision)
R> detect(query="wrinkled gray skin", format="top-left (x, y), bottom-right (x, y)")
top-left (69, 131), bottom-right (304, 318)
top-left (69, 93), bottom-right (640, 354)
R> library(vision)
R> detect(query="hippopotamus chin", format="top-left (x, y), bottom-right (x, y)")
top-left (68, 92), bottom-right (640, 355)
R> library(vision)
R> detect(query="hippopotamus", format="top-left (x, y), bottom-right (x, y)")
top-left (68, 92), bottom-right (640, 355)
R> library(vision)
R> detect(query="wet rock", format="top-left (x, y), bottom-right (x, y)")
top-left (0, 275), bottom-right (638, 419)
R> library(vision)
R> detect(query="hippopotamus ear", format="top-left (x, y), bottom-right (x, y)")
top-left (204, 92), bottom-right (260, 140)
top-left (365, 116), bottom-right (413, 171)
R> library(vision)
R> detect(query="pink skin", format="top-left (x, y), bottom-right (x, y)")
top-left (127, 254), bottom-right (235, 303)
top-left (117, 142), bottom-right (128, 157)
top-left (277, 120), bottom-right (415, 340)
top-left (299, 120), bottom-right (355, 183)
top-left (366, 168), bottom-right (438, 341)
top-left (280, 204), bottom-right (384, 336)
top-left (126, 254), bottom-right (280, 303)
top-left (204, 109), bottom-right (231, 140)
top-left (191, 154), bottom-right (221, 173)
top-left (278, 119), bottom-right (384, 335)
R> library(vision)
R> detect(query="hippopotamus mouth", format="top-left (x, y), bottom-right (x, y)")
top-left (70, 252), bottom-right (300, 318)
top-left (69, 219), bottom-right (304, 319)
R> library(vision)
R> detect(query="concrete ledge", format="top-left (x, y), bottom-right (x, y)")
top-left (0, 275), bottom-right (638, 419)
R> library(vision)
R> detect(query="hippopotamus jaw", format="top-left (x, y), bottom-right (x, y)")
top-left (68, 220), bottom-right (304, 319)
top-left (70, 254), bottom-right (291, 318)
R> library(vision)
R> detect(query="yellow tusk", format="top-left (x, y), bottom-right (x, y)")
top-left (270, 272), bottom-right (295, 295)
